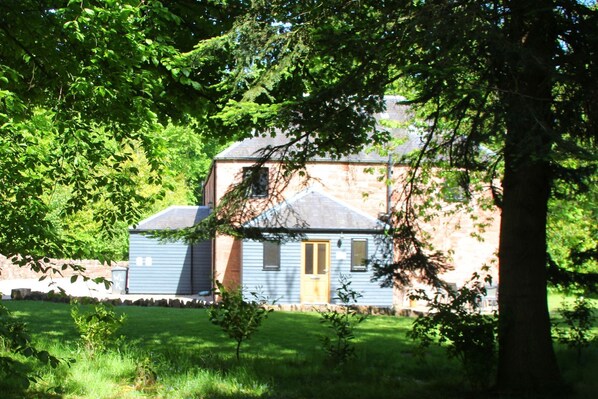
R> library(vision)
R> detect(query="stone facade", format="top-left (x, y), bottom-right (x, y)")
top-left (204, 158), bottom-right (500, 308)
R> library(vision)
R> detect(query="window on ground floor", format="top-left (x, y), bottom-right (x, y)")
top-left (351, 239), bottom-right (368, 272)
top-left (263, 241), bottom-right (281, 271)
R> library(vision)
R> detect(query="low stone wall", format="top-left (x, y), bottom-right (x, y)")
top-left (0, 255), bottom-right (126, 280)
top-left (11, 291), bottom-right (213, 309)
top-left (266, 303), bottom-right (399, 316)
top-left (9, 290), bottom-right (404, 315)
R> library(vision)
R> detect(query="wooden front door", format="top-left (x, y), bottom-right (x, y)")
top-left (301, 241), bottom-right (330, 304)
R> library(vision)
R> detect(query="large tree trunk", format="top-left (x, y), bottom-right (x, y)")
top-left (498, 164), bottom-right (562, 393)
top-left (496, 0), bottom-right (563, 394)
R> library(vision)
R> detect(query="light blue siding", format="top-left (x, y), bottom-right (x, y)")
top-left (128, 234), bottom-right (211, 294)
top-left (242, 239), bottom-right (302, 303)
top-left (242, 233), bottom-right (392, 306)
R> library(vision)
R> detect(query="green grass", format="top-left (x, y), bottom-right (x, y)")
top-left (2, 299), bottom-right (597, 399)
top-left (547, 290), bottom-right (598, 312)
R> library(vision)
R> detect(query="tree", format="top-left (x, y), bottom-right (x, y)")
top-left (547, 179), bottom-right (598, 292)
top-left (208, 281), bottom-right (273, 361)
top-left (0, 0), bottom-right (245, 268)
top-left (182, 0), bottom-right (597, 395)
top-left (0, 2), bottom-right (249, 387)
top-left (2, 0), bottom-right (595, 395)
top-left (161, 122), bottom-right (233, 204)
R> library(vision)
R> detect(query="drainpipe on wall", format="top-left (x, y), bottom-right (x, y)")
top-left (386, 154), bottom-right (393, 216)
top-left (211, 162), bottom-right (217, 301)
top-left (190, 241), bottom-right (194, 295)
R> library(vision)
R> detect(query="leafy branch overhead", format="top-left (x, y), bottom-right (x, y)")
top-left (1, 1), bottom-right (596, 396)
top-left (182, 1), bottom-right (597, 395)
top-left (0, 0), bottom-right (245, 264)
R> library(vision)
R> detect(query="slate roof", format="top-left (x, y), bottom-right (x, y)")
top-left (130, 206), bottom-right (211, 231)
top-left (215, 96), bottom-right (422, 163)
top-left (244, 188), bottom-right (386, 232)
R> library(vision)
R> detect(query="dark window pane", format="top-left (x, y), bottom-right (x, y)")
top-left (255, 168), bottom-right (269, 197)
top-left (243, 167), bottom-right (269, 198)
top-left (305, 243), bottom-right (313, 274)
top-left (263, 241), bottom-right (280, 270)
top-left (351, 239), bottom-right (368, 271)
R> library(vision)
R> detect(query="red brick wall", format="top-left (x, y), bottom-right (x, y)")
top-left (0, 255), bottom-right (125, 280)
top-left (209, 159), bottom-right (500, 307)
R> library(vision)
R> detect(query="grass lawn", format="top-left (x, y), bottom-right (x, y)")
top-left (2, 299), bottom-right (597, 399)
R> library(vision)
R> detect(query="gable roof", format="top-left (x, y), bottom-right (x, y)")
top-left (130, 206), bottom-right (211, 232)
top-left (244, 188), bottom-right (386, 233)
top-left (215, 96), bottom-right (422, 163)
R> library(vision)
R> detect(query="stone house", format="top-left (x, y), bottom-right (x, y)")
top-left (199, 98), bottom-right (500, 308)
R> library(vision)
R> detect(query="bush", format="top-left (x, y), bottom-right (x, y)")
top-left (0, 303), bottom-right (61, 392)
top-left (208, 281), bottom-right (273, 360)
top-left (71, 301), bottom-right (126, 354)
top-left (409, 273), bottom-right (497, 391)
top-left (553, 296), bottom-right (596, 363)
top-left (318, 275), bottom-right (367, 364)
top-left (134, 355), bottom-right (158, 391)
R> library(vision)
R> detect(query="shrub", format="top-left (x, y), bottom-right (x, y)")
top-left (318, 275), bottom-right (367, 364)
top-left (208, 281), bottom-right (273, 360)
top-left (553, 296), bottom-right (596, 363)
top-left (0, 303), bottom-right (61, 392)
top-left (71, 301), bottom-right (126, 354)
top-left (134, 355), bottom-right (158, 391)
top-left (409, 273), bottom-right (497, 391)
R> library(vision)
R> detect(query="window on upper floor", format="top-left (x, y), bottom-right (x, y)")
top-left (351, 239), bottom-right (368, 272)
top-left (263, 241), bottom-right (281, 271)
top-left (243, 167), bottom-right (269, 198)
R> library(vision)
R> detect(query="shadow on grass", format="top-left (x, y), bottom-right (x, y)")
top-left (1, 300), bottom-right (480, 398)
top-left (12, 300), bottom-right (586, 399)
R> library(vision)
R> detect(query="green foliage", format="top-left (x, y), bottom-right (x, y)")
top-left (318, 275), bottom-right (367, 364)
top-left (409, 274), bottom-right (498, 391)
top-left (208, 281), bottom-right (273, 361)
top-left (187, 1), bottom-right (596, 392)
top-left (161, 122), bottom-right (233, 204)
top-left (71, 301), bottom-right (126, 354)
top-left (547, 180), bottom-right (598, 292)
top-left (553, 297), bottom-right (596, 363)
top-left (0, 303), bottom-right (60, 392)
top-left (1, 0), bottom-right (245, 265)
top-left (133, 355), bottom-right (158, 392)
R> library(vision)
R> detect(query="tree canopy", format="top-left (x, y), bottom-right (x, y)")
top-left (181, 0), bottom-right (597, 394)
top-left (0, 0), bottom-right (242, 266)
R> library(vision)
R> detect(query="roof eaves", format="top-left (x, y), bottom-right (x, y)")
top-left (243, 227), bottom-right (386, 235)
top-left (129, 205), bottom-right (209, 231)
top-left (214, 141), bottom-right (243, 159)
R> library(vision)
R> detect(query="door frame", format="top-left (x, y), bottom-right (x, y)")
top-left (300, 240), bottom-right (330, 304)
